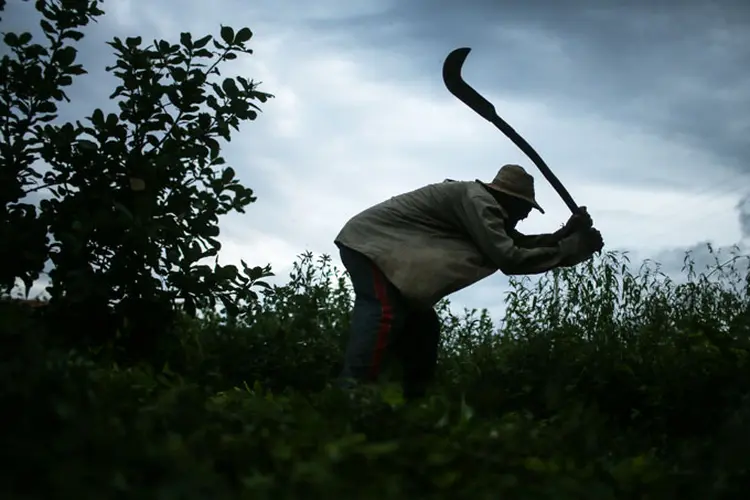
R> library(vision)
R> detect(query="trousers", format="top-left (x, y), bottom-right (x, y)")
top-left (335, 242), bottom-right (441, 400)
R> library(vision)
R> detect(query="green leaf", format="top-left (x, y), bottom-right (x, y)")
top-left (221, 167), bottom-right (235, 183)
top-left (235, 27), bottom-right (253, 43)
top-left (63, 30), bottom-right (85, 42)
top-left (179, 32), bottom-right (192, 49)
top-left (193, 34), bottom-right (212, 49)
top-left (220, 294), bottom-right (239, 316)
top-left (37, 101), bottom-right (57, 113)
top-left (55, 46), bottom-right (77, 66)
top-left (216, 264), bottom-right (238, 281)
top-left (39, 20), bottom-right (55, 34)
top-left (220, 26), bottom-right (234, 45)
top-left (91, 108), bottom-right (104, 127)
top-left (3, 32), bottom-right (19, 47)
top-left (194, 48), bottom-right (212, 59)
top-left (171, 67), bottom-right (187, 82)
top-left (77, 139), bottom-right (98, 150)
top-left (205, 138), bottom-right (220, 158)
top-left (221, 78), bottom-right (238, 97)
top-left (166, 248), bottom-right (180, 263)
top-left (18, 32), bottom-right (33, 45)
top-left (68, 64), bottom-right (87, 75)
top-left (126, 36), bottom-right (142, 48)
top-left (247, 266), bottom-right (268, 281)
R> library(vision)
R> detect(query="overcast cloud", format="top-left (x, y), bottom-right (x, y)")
top-left (4, 0), bottom-right (749, 319)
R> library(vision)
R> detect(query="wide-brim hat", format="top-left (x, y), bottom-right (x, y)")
top-left (478, 164), bottom-right (544, 214)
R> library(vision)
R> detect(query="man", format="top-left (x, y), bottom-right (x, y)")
top-left (333, 164), bottom-right (604, 400)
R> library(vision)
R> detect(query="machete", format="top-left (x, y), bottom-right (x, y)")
top-left (442, 47), bottom-right (580, 214)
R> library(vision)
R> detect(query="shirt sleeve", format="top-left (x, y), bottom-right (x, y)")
top-left (458, 194), bottom-right (568, 275)
top-left (508, 228), bottom-right (564, 248)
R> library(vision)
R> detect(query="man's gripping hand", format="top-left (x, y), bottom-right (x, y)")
top-left (563, 206), bottom-right (593, 236)
top-left (558, 226), bottom-right (605, 267)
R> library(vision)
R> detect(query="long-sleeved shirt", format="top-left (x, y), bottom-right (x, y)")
top-left (335, 179), bottom-right (589, 307)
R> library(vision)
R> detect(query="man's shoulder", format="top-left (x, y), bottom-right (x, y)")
top-left (427, 179), bottom-right (485, 193)
top-left (416, 179), bottom-right (497, 205)
top-left (463, 180), bottom-right (498, 203)
top-left (366, 179), bottom-right (497, 215)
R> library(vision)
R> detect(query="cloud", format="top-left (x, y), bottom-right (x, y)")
top-left (313, 0), bottom-right (750, 177)
top-left (3, 0), bottom-right (748, 318)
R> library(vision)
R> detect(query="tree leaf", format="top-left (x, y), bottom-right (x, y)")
top-left (55, 46), bottom-right (77, 66)
top-left (18, 32), bottom-right (33, 45)
top-left (179, 32), bottom-right (192, 49)
top-left (39, 20), bottom-right (55, 34)
top-left (63, 30), bottom-right (84, 42)
top-left (77, 139), bottom-right (98, 150)
top-left (221, 167), bottom-right (235, 183)
top-left (171, 67), bottom-right (187, 82)
top-left (235, 27), bottom-right (253, 43)
top-left (220, 26), bottom-right (234, 45)
top-left (193, 34), bottom-right (212, 49)
top-left (126, 36), bottom-right (142, 48)
top-left (91, 108), bottom-right (104, 127)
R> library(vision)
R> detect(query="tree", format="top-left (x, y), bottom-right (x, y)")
top-left (0, 0), bottom-right (274, 356)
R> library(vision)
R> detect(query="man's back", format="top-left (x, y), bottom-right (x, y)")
top-left (335, 180), bottom-right (507, 306)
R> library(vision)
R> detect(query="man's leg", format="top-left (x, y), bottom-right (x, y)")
top-left (399, 305), bottom-right (441, 401)
top-left (336, 244), bottom-right (406, 389)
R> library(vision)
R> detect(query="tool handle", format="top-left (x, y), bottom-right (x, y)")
top-left (442, 47), bottom-right (580, 214)
top-left (488, 115), bottom-right (579, 214)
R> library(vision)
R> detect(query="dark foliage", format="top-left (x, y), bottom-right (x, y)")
top-left (3, 249), bottom-right (750, 498)
top-left (1, 0), bottom-right (273, 363)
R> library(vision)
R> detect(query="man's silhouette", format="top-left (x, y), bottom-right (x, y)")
top-left (334, 164), bottom-right (603, 400)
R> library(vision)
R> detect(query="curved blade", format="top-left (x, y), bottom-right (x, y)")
top-left (442, 47), bottom-right (497, 122)
top-left (441, 46), bottom-right (580, 214)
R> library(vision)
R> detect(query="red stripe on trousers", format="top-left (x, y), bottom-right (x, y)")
top-left (369, 263), bottom-right (393, 380)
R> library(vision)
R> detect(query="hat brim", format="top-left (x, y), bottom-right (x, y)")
top-left (480, 181), bottom-right (545, 214)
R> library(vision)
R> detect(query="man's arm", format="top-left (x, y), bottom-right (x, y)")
top-left (510, 207), bottom-right (593, 248)
top-left (508, 227), bottom-right (566, 249)
top-left (458, 194), bottom-right (580, 275)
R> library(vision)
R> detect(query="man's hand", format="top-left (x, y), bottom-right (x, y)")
top-left (582, 227), bottom-right (604, 254)
top-left (562, 206), bottom-right (593, 236)
top-left (558, 226), bottom-right (605, 267)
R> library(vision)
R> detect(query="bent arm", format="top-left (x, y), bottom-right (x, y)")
top-left (508, 227), bottom-right (566, 249)
top-left (458, 194), bottom-right (569, 275)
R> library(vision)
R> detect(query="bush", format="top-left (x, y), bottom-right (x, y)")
top-left (1, 0), bottom-right (273, 362)
top-left (2, 246), bottom-right (750, 499)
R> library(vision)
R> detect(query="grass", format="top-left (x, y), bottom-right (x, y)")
top-left (1, 246), bottom-right (749, 499)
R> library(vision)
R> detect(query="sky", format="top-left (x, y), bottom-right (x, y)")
top-left (3, 0), bottom-right (750, 319)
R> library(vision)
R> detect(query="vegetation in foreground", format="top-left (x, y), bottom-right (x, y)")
top-left (2, 2), bottom-right (750, 499)
top-left (3, 249), bottom-right (750, 499)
